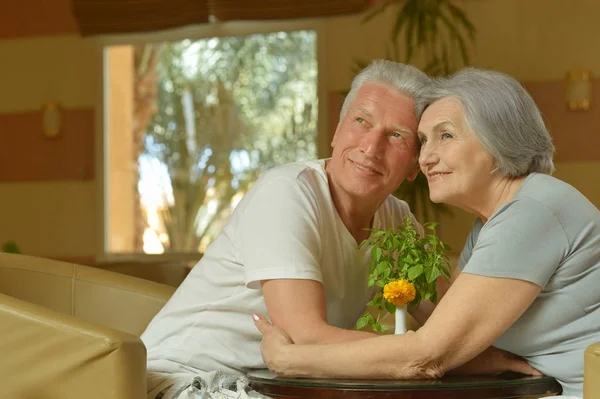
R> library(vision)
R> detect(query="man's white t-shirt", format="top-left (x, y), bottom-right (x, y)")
top-left (142, 159), bottom-right (420, 376)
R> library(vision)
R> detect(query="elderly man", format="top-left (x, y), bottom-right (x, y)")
top-left (142, 59), bottom-right (428, 398)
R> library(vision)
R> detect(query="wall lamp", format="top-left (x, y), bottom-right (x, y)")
top-left (566, 69), bottom-right (592, 111)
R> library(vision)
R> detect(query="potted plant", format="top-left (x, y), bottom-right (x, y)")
top-left (356, 215), bottom-right (451, 333)
top-left (1, 241), bottom-right (21, 254)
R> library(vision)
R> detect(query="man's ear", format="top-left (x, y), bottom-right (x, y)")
top-left (407, 164), bottom-right (420, 182)
top-left (330, 124), bottom-right (340, 148)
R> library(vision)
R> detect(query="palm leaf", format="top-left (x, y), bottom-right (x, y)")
top-left (445, 2), bottom-right (477, 42)
top-left (438, 11), bottom-right (470, 66)
top-left (362, 0), bottom-right (396, 24)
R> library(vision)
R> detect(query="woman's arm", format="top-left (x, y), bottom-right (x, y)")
top-left (255, 272), bottom-right (541, 379)
top-left (409, 265), bottom-right (460, 326)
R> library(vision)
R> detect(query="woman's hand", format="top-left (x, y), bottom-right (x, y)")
top-left (253, 313), bottom-right (295, 375)
top-left (448, 346), bottom-right (542, 376)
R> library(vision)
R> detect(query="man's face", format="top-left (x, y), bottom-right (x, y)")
top-left (328, 82), bottom-right (420, 202)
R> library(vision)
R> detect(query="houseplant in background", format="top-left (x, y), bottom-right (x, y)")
top-left (355, 0), bottom-right (477, 223)
top-left (1, 241), bottom-right (21, 254)
top-left (356, 215), bottom-right (451, 333)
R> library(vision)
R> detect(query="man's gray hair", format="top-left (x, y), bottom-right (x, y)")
top-left (421, 67), bottom-right (555, 176)
top-left (340, 59), bottom-right (431, 122)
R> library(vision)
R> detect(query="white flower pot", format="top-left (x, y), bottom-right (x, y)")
top-left (395, 305), bottom-right (408, 334)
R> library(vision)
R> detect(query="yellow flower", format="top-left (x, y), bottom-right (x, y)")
top-left (383, 280), bottom-right (416, 307)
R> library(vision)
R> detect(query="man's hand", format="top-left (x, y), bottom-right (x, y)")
top-left (449, 346), bottom-right (542, 376)
top-left (253, 313), bottom-right (295, 375)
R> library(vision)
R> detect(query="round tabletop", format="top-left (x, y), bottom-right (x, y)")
top-left (247, 370), bottom-right (562, 398)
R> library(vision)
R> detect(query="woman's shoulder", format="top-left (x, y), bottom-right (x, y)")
top-left (519, 173), bottom-right (591, 204)
top-left (514, 173), bottom-right (598, 221)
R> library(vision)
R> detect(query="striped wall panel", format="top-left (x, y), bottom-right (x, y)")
top-left (0, 108), bottom-right (95, 182)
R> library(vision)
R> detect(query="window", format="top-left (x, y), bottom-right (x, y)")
top-left (104, 29), bottom-right (319, 256)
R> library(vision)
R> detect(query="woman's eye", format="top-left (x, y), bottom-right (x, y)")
top-left (419, 136), bottom-right (427, 145)
top-left (441, 132), bottom-right (453, 139)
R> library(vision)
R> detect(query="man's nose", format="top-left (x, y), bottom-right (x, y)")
top-left (359, 128), bottom-right (385, 158)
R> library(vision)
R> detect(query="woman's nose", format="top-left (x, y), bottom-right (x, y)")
top-left (418, 141), bottom-right (438, 169)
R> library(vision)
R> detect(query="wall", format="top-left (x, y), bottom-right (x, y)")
top-left (325, 0), bottom-right (600, 252)
top-left (0, 35), bottom-right (101, 261)
top-left (0, 0), bottom-right (599, 260)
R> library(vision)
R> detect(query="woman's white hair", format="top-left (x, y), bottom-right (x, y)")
top-left (420, 67), bottom-right (555, 176)
top-left (340, 59), bottom-right (431, 122)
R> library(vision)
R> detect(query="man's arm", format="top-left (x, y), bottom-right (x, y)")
top-left (256, 272), bottom-right (542, 379)
top-left (262, 279), bottom-right (376, 344)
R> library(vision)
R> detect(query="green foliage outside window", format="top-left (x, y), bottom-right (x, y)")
top-left (138, 30), bottom-right (318, 252)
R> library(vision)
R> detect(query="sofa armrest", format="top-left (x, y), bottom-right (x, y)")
top-left (585, 342), bottom-right (600, 399)
top-left (0, 293), bottom-right (147, 399)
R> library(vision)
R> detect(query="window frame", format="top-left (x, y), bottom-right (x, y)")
top-left (95, 19), bottom-right (329, 262)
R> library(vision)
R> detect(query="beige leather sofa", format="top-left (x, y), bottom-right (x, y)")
top-left (0, 253), bottom-right (175, 399)
top-left (0, 253), bottom-right (598, 398)
top-left (585, 342), bottom-right (600, 398)
top-left (95, 259), bottom-right (194, 287)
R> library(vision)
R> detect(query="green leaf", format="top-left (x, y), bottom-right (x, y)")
top-left (422, 289), bottom-right (433, 301)
top-left (426, 265), bottom-right (441, 283)
top-left (367, 295), bottom-right (383, 307)
top-left (384, 300), bottom-right (396, 315)
top-left (403, 3), bottom-right (416, 62)
top-left (423, 221), bottom-right (438, 230)
top-left (356, 313), bottom-right (372, 330)
top-left (2, 241), bottom-right (21, 254)
top-left (440, 268), bottom-right (451, 281)
top-left (373, 247), bottom-right (383, 263)
top-left (383, 268), bottom-right (391, 280)
top-left (372, 230), bottom-right (386, 239)
top-left (445, 2), bottom-right (477, 42)
top-left (407, 264), bottom-right (424, 280)
top-left (362, 0), bottom-right (394, 24)
top-left (430, 289), bottom-right (438, 304)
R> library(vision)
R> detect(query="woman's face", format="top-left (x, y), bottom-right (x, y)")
top-left (417, 97), bottom-right (497, 209)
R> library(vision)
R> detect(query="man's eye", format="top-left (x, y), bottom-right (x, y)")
top-left (392, 132), bottom-right (405, 140)
top-left (356, 117), bottom-right (365, 123)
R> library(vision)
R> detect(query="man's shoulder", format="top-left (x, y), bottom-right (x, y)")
top-left (381, 194), bottom-right (411, 214)
top-left (376, 195), bottom-right (415, 229)
top-left (256, 160), bottom-right (327, 191)
top-left (261, 160), bottom-right (324, 180)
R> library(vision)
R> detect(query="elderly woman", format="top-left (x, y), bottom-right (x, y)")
top-left (253, 67), bottom-right (600, 398)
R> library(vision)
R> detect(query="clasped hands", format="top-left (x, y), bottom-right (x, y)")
top-left (252, 312), bottom-right (541, 378)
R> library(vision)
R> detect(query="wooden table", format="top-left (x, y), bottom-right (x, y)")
top-left (248, 370), bottom-right (562, 398)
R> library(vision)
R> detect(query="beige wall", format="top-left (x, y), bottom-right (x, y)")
top-left (324, 0), bottom-right (600, 89)
top-left (1, 0), bottom-right (599, 259)
top-left (324, 0), bottom-right (600, 252)
top-left (0, 36), bottom-right (101, 258)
